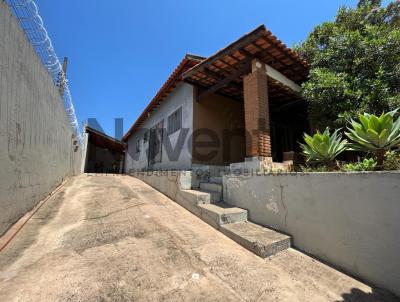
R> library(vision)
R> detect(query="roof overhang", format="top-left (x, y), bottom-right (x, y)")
top-left (122, 54), bottom-right (204, 142)
top-left (86, 126), bottom-right (125, 152)
top-left (183, 25), bottom-right (308, 102)
top-left (122, 25), bottom-right (309, 142)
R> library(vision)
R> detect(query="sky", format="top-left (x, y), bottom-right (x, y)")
top-left (33, 0), bottom-right (390, 139)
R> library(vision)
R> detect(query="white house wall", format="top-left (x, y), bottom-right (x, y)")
top-left (125, 83), bottom-right (194, 171)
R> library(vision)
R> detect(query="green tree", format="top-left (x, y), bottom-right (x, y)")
top-left (295, 0), bottom-right (400, 129)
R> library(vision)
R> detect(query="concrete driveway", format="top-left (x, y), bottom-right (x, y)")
top-left (0, 175), bottom-right (397, 301)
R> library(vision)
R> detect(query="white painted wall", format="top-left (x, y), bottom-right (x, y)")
top-left (223, 172), bottom-right (400, 297)
top-left (125, 83), bottom-right (194, 171)
top-left (0, 2), bottom-right (81, 235)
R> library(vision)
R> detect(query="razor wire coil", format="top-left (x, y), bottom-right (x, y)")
top-left (5, 0), bottom-right (83, 146)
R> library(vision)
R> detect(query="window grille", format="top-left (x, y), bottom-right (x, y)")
top-left (167, 107), bottom-right (182, 135)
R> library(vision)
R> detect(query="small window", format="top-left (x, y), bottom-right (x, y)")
top-left (136, 139), bottom-right (141, 153)
top-left (167, 107), bottom-right (182, 135)
top-left (143, 131), bottom-right (149, 143)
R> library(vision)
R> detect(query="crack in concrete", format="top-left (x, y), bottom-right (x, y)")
top-left (83, 203), bottom-right (147, 221)
top-left (280, 185), bottom-right (288, 228)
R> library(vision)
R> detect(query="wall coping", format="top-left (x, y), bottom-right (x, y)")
top-left (224, 171), bottom-right (400, 177)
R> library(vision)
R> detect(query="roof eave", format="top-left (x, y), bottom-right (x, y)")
top-left (121, 54), bottom-right (204, 142)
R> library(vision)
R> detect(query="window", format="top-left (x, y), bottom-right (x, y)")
top-left (167, 107), bottom-right (182, 135)
top-left (143, 131), bottom-right (149, 143)
top-left (136, 139), bottom-right (141, 153)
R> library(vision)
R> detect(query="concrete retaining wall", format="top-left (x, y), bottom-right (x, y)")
top-left (0, 2), bottom-right (81, 235)
top-left (133, 171), bottom-right (192, 196)
top-left (132, 171), bottom-right (214, 218)
top-left (224, 172), bottom-right (400, 296)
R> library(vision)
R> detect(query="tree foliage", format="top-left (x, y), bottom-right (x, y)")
top-left (295, 0), bottom-right (400, 128)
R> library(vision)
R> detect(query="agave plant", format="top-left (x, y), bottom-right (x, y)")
top-left (345, 109), bottom-right (400, 165)
top-left (300, 128), bottom-right (348, 167)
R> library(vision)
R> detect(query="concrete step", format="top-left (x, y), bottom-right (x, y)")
top-left (221, 221), bottom-right (290, 258)
top-left (179, 189), bottom-right (211, 205)
top-left (198, 189), bottom-right (221, 203)
top-left (209, 176), bottom-right (223, 184)
top-left (199, 182), bottom-right (222, 193)
top-left (198, 202), bottom-right (248, 228)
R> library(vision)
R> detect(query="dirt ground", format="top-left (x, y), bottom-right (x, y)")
top-left (0, 174), bottom-right (397, 302)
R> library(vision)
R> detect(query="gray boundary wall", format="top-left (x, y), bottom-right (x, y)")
top-left (0, 1), bottom-right (81, 235)
top-left (224, 172), bottom-right (400, 297)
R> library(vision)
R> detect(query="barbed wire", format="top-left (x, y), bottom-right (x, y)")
top-left (5, 0), bottom-right (83, 146)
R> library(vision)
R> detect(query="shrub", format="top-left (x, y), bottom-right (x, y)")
top-left (299, 165), bottom-right (331, 172)
top-left (383, 150), bottom-right (400, 170)
top-left (341, 158), bottom-right (377, 171)
top-left (300, 128), bottom-right (348, 168)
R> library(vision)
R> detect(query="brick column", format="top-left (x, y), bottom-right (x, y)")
top-left (243, 59), bottom-right (271, 158)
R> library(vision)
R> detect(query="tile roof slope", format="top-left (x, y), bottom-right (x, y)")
top-left (183, 24), bottom-right (308, 81)
top-left (122, 25), bottom-right (308, 141)
top-left (122, 54), bottom-right (204, 141)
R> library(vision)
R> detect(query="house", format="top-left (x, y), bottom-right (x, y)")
top-left (122, 25), bottom-right (309, 172)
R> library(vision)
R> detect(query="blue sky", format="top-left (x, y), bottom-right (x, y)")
top-left (34, 0), bottom-right (390, 138)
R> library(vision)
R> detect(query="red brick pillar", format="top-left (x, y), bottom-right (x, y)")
top-left (243, 59), bottom-right (271, 158)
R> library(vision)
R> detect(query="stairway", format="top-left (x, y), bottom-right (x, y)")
top-left (199, 180), bottom-right (223, 202)
top-left (189, 178), bottom-right (290, 258)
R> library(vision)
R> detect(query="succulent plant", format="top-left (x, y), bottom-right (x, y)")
top-left (300, 128), bottom-right (348, 167)
top-left (345, 109), bottom-right (400, 165)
